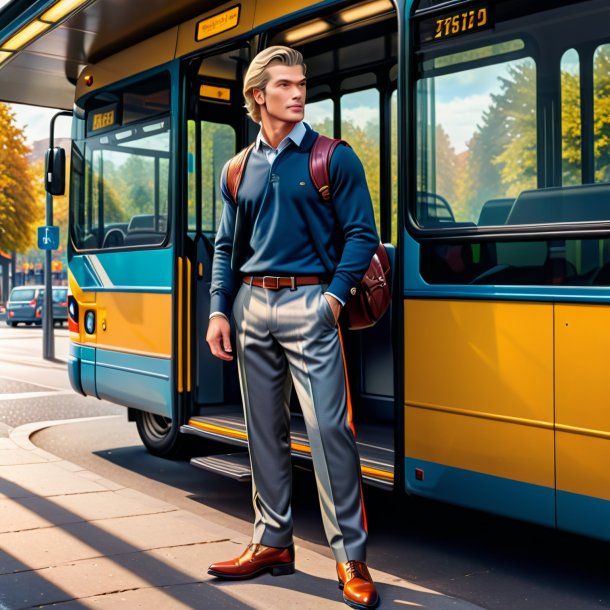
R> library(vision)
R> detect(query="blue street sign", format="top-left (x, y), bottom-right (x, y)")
top-left (38, 225), bottom-right (60, 250)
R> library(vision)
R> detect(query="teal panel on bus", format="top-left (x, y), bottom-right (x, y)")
top-left (95, 348), bottom-right (172, 417)
top-left (405, 457), bottom-right (555, 528)
top-left (69, 343), bottom-right (96, 397)
top-left (70, 249), bottom-right (173, 292)
top-left (557, 490), bottom-right (610, 542)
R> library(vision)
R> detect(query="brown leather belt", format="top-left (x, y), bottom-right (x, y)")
top-left (244, 275), bottom-right (323, 290)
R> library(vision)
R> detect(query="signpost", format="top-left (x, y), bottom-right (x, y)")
top-left (41, 110), bottom-right (71, 361)
top-left (37, 226), bottom-right (60, 251)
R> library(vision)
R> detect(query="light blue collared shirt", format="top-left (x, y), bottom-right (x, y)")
top-left (255, 121), bottom-right (307, 165)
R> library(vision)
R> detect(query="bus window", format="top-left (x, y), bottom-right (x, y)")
top-left (594, 44), bottom-right (610, 183)
top-left (201, 121), bottom-right (235, 234)
top-left (341, 87), bottom-right (381, 232)
top-left (561, 49), bottom-right (581, 186)
top-left (307, 98), bottom-right (333, 137)
top-left (416, 42), bottom-right (536, 227)
top-left (71, 73), bottom-right (171, 250)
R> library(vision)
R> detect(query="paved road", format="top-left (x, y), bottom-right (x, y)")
top-left (0, 325), bottom-right (123, 427)
top-left (2, 324), bottom-right (610, 609)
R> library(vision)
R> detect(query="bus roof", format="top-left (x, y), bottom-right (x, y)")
top-left (0, 0), bottom-right (226, 108)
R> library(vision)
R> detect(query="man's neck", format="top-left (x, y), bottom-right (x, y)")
top-left (260, 118), bottom-right (299, 149)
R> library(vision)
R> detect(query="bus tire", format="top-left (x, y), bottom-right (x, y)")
top-left (134, 410), bottom-right (191, 459)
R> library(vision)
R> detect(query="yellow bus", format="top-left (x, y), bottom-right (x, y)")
top-left (2, 0), bottom-right (609, 542)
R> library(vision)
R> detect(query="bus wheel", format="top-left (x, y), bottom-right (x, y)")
top-left (135, 410), bottom-right (191, 459)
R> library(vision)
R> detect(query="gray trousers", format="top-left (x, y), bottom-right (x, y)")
top-left (232, 282), bottom-right (367, 563)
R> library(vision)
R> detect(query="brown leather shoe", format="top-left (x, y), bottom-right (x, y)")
top-left (208, 543), bottom-right (295, 580)
top-left (337, 560), bottom-right (379, 609)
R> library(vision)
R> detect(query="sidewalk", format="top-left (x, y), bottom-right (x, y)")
top-left (0, 418), bottom-right (485, 610)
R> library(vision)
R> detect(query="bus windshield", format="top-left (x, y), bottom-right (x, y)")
top-left (70, 73), bottom-right (171, 251)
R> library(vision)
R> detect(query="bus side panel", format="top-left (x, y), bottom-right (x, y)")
top-left (68, 249), bottom-right (174, 416)
top-left (555, 304), bottom-right (610, 541)
top-left (404, 299), bottom-right (555, 526)
top-left (96, 349), bottom-right (172, 415)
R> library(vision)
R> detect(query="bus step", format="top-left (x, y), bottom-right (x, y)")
top-left (190, 452), bottom-right (251, 482)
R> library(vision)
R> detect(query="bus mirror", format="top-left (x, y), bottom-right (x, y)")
top-left (45, 147), bottom-right (66, 196)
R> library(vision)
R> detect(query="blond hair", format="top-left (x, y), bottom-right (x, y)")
top-left (243, 46), bottom-right (306, 123)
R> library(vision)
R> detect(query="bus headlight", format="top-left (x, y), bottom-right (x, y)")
top-left (84, 310), bottom-right (95, 334)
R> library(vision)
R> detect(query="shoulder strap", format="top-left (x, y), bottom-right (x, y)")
top-left (226, 143), bottom-right (255, 203)
top-left (309, 134), bottom-right (349, 201)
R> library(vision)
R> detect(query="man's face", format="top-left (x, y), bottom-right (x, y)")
top-left (253, 63), bottom-right (306, 124)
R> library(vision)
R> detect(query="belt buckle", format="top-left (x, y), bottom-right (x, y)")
top-left (262, 276), bottom-right (280, 290)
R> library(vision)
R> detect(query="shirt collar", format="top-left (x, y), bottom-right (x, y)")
top-left (255, 121), bottom-right (307, 152)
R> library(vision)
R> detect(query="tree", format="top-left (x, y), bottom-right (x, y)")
top-left (452, 59), bottom-right (536, 223)
top-left (434, 124), bottom-right (459, 210)
top-left (310, 116), bottom-right (382, 231)
top-left (493, 62), bottom-right (537, 197)
top-left (0, 104), bottom-right (42, 252)
top-left (594, 45), bottom-right (610, 182)
top-left (561, 69), bottom-right (581, 185)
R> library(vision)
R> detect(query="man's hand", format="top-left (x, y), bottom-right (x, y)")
top-left (323, 293), bottom-right (343, 324)
top-left (206, 316), bottom-right (234, 361)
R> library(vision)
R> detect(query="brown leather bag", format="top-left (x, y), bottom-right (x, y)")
top-left (226, 135), bottom-right (391, 330)
top-left (309, 135), bottom-right (391, 330)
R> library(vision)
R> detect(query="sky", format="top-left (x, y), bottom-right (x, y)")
top-left (9, 103), bottom-right (72, 146)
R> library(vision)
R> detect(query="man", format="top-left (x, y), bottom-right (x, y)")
top-left (206, 45), bottom-right (380, 610)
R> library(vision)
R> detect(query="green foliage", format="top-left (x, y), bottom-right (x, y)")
top-left (493, 62), bottom-right (538, 196)
top-left (310, 117), bottom-right (383, 236)
top-left (201, 122), bottom-right (235, 231)
top-left (0, 103), bottom-right (42, 253)
top-left (431, 46), bottom-right (610, 224)
top-left (562, 70), bottom-right (581, 185)
top-left (594, 46), bottom-right (610, 182)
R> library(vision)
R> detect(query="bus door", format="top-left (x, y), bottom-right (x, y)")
top-left (184, 48), bottom-right (248, 414)
top-left (181, 1), bottom-right (400, 490)
top-left (69, 70), bottom-right (180, 453)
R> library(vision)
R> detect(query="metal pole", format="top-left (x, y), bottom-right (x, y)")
top-left (43, 189), bottom-right (54, 359)
top-left (43, 110), bottom-right (72, 360)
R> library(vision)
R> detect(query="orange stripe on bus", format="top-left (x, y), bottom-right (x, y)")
top-left (186, 419), bottom-right (393, 482)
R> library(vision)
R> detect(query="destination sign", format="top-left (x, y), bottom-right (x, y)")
top-left (87, 103), bottom-right (119, 135)
top-left (196, 5), bottom-right (240, 42)
top-left (419, 3), bottom-right (492, 44)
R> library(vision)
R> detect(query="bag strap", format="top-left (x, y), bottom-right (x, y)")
top-left (226, 143), bottom-right (255, 203)
top-left (309, 135), bottom-right (349, 201)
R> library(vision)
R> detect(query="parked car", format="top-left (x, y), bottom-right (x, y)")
top-left (50, 286), bottom-right (68, 326)
top-left (6, 285), bottom-right (69, 327)
top-left (5, 285), bottom-right (44, 327)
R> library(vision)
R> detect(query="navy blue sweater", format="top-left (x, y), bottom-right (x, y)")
top-left (210, 125), bottom-right (379, 317)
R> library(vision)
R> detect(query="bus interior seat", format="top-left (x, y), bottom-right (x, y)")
top-left (478, 198), bottom-right (514, 226)
top-left (499, 183), bottom-right (610, 284)
top-left (505, 182), bottom-right (610, 225)
top-left (102, 228), bottom-right (125, 248)
top-left (416, 191), bottom-right (455, 225)
top-left (123, 214), bottom-right (167, 246)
